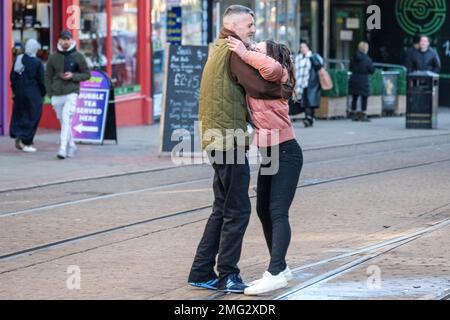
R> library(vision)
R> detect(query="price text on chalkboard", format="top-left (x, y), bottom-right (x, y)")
top-left (160, 45), bottom-right (208, 153)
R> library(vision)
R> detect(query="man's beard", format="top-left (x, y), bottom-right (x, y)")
top-left (246, 35), bottom-right (256, 49)
top-left (243, 34), bottom-right (255, 46)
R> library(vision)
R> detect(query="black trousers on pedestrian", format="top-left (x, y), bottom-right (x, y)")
top-left (256, 139), bottom-right (303, 275)
top-left (351, 95), bottom-right (368, 112)
top-left (302, 88), bottom-right (318, 124)
top-left (304, 107), bottom-right (316, 121)
top-left (9, 98), bottom-right (42, 145)
top-left (188, 147), bottom-right (251, 285)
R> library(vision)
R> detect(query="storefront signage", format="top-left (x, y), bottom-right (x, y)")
top-left (395, 0), bottom-right (447, 36)
top-left (346, 18), bottom-right (360, 29)
top-left (72, 71), bottom-right (110, 143)
top-left (371, 0), bottom-right (450, 106)
top-left (167, 6), bottom-right (182, 45)
top-left (340, 30), bottom-right (353, 41)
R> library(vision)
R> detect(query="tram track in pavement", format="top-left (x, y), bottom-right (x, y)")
top-left (193, 216), bottom-right (450, 300)
top-left (1, 132), bottom-right (448, 196)
top-left (275, 218), bottom-right (450, 300)
top-left (1, 155), bottom-right (449, 262)
top-left (437, 290), bottom-right (450, 300)
top-left (2, 135), bottom-right (449, 218)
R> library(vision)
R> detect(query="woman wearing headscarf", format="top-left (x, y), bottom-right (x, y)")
top-left (10, 39), bottom-right (46, 152)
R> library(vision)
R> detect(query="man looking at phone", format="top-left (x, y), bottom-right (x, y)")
top-left (45, 30), bottom-right (90, 159)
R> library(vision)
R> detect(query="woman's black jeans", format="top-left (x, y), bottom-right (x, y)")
top-left (257, 139), bottom-right (303, 275)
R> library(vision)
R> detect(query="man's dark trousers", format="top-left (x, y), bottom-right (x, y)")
top-left (188, 147), bottom-right (251, 285)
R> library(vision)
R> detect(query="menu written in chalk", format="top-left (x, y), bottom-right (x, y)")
top-left (160, 44), bottom-right (208, 153)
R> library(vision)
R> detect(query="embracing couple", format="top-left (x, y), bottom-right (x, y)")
top-left (187, 5), bottom-right (303, 296)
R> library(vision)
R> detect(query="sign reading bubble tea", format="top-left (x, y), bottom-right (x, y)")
top-left (72, 71), bottom-right (110, 143)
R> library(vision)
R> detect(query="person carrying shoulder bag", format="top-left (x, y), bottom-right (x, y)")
top-left (295, 40), bottom-right (325, 128)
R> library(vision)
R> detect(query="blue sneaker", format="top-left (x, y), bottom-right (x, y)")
top-left (218, 274), bottom-right (248, 293)
top-left (188, 278), bottom-right (219, 290)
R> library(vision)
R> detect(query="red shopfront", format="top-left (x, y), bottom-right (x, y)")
top-left (3, 0), bottom-right (153, 135)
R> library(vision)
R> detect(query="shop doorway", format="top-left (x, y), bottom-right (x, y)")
top-left (330, 5), bottom-right (365, 61)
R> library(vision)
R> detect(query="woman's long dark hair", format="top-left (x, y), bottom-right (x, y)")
top-left (265, 40), bottom-right (296, 99)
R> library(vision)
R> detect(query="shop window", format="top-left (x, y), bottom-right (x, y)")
top-left (267, 0), bottom-right (277, 41)
top-left (151, 0), bottom-right (167, 119)
top-left (253, 0), bottom-right (299, 53)
top-left (286, 0), bottom-right (298, 51)
top-left (12, 0), bottom-right (51, 64)
top-left (277, 0), bottom-right (287, 44)
top-left (79, 0), bottom-right (108, 71)
top-left (151, 0), bottom-right (204, 119)
top-left (254, 0), bottom-right (268, 43)
top-left (253, 0), bottom-right (278, 44)
top-left (112, 0), bottom-right (138, 93)
top-left (300, 0), bottom-right (316, 48)
top-left (181, 0), bottom-right (203, 45)
top-left (152, 0), bottom-right (167, 48)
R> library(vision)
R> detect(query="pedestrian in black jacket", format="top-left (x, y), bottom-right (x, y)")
top-left (10, 39), bottom-right (46, 152)
top-left (405, 35), bottom-right (441, 73)
top-left (404, 34), bottom-right (421, 71)
top-left (349, 42), bottom-right (375, 122)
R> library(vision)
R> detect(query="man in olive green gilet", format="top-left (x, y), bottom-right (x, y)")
top-left (188, 5), bottom-right (284, 293)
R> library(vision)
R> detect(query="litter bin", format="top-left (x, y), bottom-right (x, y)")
top-left (381, 71), bottom-right (400, 115)
top-left (406, 71), bottom-right (439, 129)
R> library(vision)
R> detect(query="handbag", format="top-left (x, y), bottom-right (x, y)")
top-left (318, 68), bottom-right (333, 90)
top-left (288, 97), bottom-right (303, 115)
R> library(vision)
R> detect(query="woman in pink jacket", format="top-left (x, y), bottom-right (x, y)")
top-left (227, 37), bottom-right (303, 295)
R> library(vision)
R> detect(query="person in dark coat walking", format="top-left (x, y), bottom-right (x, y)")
top-left (295, 40), bottom-right (323, 127)
top-left (405, 35), bottom-right (441, 73)
top-left (10, 39), bottom-right (46, 152)
top-left (404, 34), bottom-right (421, 71)
top-left (349, 42), bottom-right (375, 122)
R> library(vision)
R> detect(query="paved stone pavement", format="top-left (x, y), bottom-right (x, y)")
top-left (1, 109), bottom-right (449, 192)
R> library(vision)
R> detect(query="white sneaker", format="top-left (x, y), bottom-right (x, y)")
top-left (22, 145), bottom-right (37, 153)
top-left (67, 144), bottom-right (77, 158)
top-left (283, 266), bottom-right (294, 281)
top-left (249, 266), bottom-right (293, 286)
top-left (57, 147), bottom-right (66, 159)
top-left (244, 271), bottom-right (288, 295)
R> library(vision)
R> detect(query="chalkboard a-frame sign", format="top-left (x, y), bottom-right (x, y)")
top-left (159, 44), bottom-right (209, 155)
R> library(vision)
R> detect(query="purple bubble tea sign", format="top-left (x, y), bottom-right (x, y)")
top-left (72, 71), bottom-right (110, 143)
